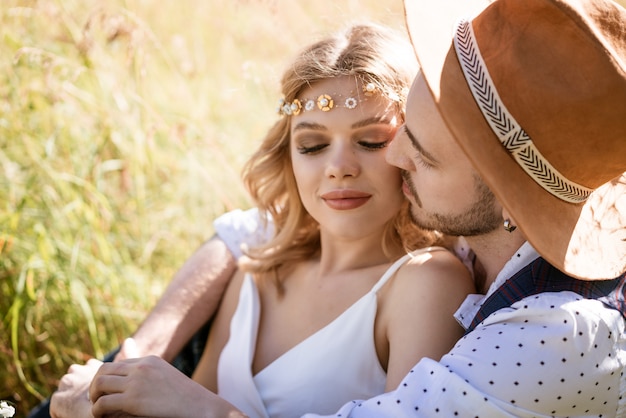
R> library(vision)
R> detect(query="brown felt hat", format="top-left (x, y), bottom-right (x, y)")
top-left (404, 0), bottom-right (626, 280)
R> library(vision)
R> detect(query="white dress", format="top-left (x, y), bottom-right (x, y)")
top-left (216, 251), bottom-right (423, 418)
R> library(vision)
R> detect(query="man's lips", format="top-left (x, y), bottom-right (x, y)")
top-left (401, 172), bottom-right (413, 198)
top-left (321, 190), bottom-right (372, 210)
top-left (402, 181), bottom-right (412, 197)
top-left (401, 177), bottom-right (421, 207)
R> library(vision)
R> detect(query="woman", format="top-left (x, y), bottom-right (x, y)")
top-left (85, 23), bottom-right (474, 418)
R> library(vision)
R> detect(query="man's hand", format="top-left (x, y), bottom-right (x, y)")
top-left (50, 359), bottom-right (103, 418)
top-left (90, 356), bottom-right (201, 417)
top-left (89, 356), bottom-right (246, 418)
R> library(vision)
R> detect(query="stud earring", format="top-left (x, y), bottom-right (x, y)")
top-left (503, 219), bottom-right (517, 233)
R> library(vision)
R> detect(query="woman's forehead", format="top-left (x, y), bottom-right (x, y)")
top-left (300, 76), bottom-right (365, 97)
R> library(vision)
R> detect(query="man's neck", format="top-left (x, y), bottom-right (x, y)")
top-left (464, 230), bottom-right (527, 294)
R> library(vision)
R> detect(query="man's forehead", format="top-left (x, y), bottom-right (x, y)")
top-left (405, 74), bottom-right (462, 157)
top-left (407, 74), bottom-right (438, 123)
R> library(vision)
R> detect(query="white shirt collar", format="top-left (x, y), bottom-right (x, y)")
top-left (454, 241), bottom-right (540, 329)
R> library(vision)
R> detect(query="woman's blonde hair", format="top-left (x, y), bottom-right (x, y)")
top-left (241, 23), bottom-right (441, 286)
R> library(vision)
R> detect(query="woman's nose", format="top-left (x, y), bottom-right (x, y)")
top-left (324, 142), bottom-right (360, 179)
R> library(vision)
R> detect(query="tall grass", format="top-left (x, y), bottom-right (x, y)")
top-left (0, 0), bottom-right (404, 415)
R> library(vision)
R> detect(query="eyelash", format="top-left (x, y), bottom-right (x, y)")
top-left (297, 144), bottom-right (326, 154)
top-left (415, 155), bottom-right (433, 170)
top-left (297, 140), bottom-right (389, 155)
top-left (360, 140), bottom-right (390, 151)
top-left (402, 126), bottom-right (434, 169)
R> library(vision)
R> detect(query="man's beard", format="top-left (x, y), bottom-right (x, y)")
top-left (402, 171), bottom-right (501, 236)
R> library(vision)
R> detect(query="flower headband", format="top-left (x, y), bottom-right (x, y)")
top-left (277, 82), bottom-right (402, 117)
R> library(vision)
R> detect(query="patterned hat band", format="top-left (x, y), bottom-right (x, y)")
top-left (453, 18), bottom-right (593, 204)
top-left (277, 82), bottom-right (401, 117)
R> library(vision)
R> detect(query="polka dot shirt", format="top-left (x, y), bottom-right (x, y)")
top-left (302, 244), bottom-right (626, 417)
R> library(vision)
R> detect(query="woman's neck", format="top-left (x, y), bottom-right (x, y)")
top-left (316, 231), bottom-right (395, 278)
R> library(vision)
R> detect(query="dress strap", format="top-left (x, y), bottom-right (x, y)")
top-left (370, 246), bottom-right (448, 293)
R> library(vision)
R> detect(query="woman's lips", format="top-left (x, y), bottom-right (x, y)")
top-left (321, 190), bottom-right (372, 210)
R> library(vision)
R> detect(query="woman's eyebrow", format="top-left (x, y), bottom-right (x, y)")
top-left (292, 121), bottom-right (328, 132)
top-left (351, 116), bottom-right (393, 129)
top-left (292, 116), bottom-right (393, 132)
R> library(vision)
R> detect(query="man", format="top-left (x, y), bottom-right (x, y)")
top-left (304, 0), bottom-right (626, 415)
top-left (52, 0), bottom-right (626, 416)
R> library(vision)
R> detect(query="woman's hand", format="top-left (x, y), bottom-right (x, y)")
top-left (50, 359), bottom-right (103, 418)
top-left (89, 356), bottom-right (247, 418)
top-left (112, 337), bottom-right (141, 361)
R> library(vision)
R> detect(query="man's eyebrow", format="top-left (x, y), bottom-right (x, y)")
top-left (404, 125), bottom-right (438, 163)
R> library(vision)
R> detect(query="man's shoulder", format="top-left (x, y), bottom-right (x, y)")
top-left (468, 257), bottom-right (626, 333)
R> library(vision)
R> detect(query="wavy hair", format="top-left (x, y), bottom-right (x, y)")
top-left (240, 23), bottom-right (441, 287)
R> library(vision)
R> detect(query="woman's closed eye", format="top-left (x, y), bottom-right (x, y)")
top-left (296, 140), bottom-right (388, 155)
top-left (354, 129), bottom-right (395, 151)
top-left (357, 139), bottom-right (389, 151)
top-left (297, 143), bottom-right (327, 154)
top-left (294, 127), bottom-right (395, 155)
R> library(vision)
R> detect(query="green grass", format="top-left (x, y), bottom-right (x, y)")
top-left (7, 1), bottom-right (625, 416)
top-left (0, 0), bottom-right (404, 415)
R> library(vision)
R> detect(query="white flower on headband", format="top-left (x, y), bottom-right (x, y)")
top-left (281, 103), bottom-right (292, 116)
top-left (0, 401), bottom-right (15, 418)
top-left (276, 98), bottom-right (287, 115)
top-left (345, 97), bottom-right (357, 109)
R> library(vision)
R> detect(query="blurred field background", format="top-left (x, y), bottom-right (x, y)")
top-left (0, 0), bottom-right (406, 415)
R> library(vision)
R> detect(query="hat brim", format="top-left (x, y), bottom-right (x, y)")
top-left (404, 0), bottom-right (626, 280)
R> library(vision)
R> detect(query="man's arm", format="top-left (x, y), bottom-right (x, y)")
top-left (302, 293), bottom-right (625, 417)
top-left (117, 235), bottom-right (237, 362)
